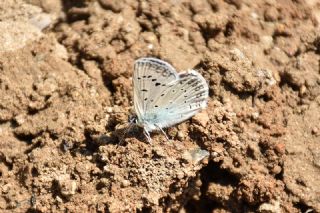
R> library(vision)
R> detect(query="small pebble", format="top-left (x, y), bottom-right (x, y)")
top-left (56, 196), bottom-right (63, 203)
top-left (98, 0), bottom-right (123, 12)
top-left (177, 131), bottom-right (185, 141)
top-left (260, 36), bottom-right (273, 50)
top-left (147, 44), bottom-right (153, 49)
top-left (57, 179), bottom-right (77, 197)
top-left (272, 165), bottom-right (282, 175)
top-left (251, 112), bottom-right (259, 119)
top-left (29, 13), bottom-right (52, 30)
top-left (311, 127), bottom-right (319, 135)
top-left (176, 171), bottom-right (184, 179)
top-left (212, 152), bottom-right (218, 157)
top-left (274, 143), bottom-right (285, 155)
top-left (121, 180), bottom-right (130, 187)
top-left (2, 183), bottom-right (11, 194)
top-left (264, 7), bottom-right (279, 22)
top-left (106, 107), bottom-right (113, 113)
top-left (195, 179), bottom-right (202, 187)
top-left (299, 85), bottom-right (307, 96)
top-left (14, 114), bottom-right (25, 125)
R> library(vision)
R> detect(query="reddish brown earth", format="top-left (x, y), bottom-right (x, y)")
top-left (0, 0), bottom-right (320, 212)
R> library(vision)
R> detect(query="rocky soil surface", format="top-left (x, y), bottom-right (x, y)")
top-left (0, 0), bottom-right (319, 212)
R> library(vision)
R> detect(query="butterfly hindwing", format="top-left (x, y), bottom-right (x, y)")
top-left (149, 70), bottom-right (208, 128)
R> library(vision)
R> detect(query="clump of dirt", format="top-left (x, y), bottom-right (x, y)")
top-left (0, 0), bottom-right (320, 212)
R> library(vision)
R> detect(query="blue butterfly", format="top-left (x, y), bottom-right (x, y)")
top-left (131, 57), bottom-right (209, 142)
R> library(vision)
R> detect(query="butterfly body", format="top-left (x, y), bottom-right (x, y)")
top-left (132, 57), bottom-right (209, 141)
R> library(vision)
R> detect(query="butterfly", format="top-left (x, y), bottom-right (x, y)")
top-left (131, 57), bottom-right (209, 142)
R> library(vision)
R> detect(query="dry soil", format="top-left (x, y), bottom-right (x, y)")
top-left (0, 0), bottom-right (320, 212)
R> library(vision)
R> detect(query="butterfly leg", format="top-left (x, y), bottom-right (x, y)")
top-left (143, 128), bottom-right (152, 143)
top-left (155, 124), bottom-right (170, 142)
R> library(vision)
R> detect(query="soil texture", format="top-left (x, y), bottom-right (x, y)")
top-left (0, 0), bottom-right (320, 212)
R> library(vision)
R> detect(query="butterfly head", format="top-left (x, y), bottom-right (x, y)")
top-left (128, 113), bottom-right (138, 124)
top-left (128, 113), bottom-right (154, 131)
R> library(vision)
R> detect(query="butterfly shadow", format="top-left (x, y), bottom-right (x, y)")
top-left (114, 123), bottom-right (173, 145)
top-left (112, 124), bottom-right (149, 145)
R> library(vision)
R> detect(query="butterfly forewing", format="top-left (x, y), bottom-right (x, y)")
top-left (133, 58), bottom-right (178, 120)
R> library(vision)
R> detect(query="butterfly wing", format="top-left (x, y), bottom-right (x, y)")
top-left (148, 69), bottom-right (209, 129)
top-left (133, 57), bottom-right (178, 124)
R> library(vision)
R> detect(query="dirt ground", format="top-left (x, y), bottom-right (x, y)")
top-left (0, 0), bottom-right (319, 212)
